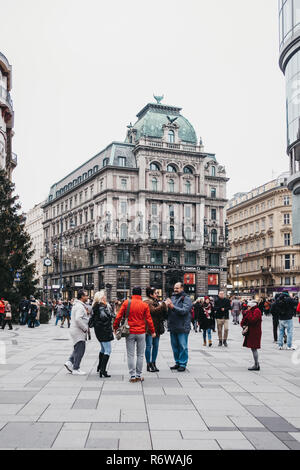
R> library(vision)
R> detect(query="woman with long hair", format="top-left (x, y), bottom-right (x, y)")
top-left (92, 290), bottom-right (114, 378)
top-left (241, 299), bottom-right (262, 371)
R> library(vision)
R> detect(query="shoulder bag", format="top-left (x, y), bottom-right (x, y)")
top-left (115, 300), bottom-right (131, 341)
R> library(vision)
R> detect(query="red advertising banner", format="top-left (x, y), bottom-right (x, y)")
top-left (184, 273), bottom-right (195, 285)
top-left (208, 274), bottom-right (219, 286)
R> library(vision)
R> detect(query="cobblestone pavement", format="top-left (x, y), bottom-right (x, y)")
top-left (0, 316), bottom-right (300, 450)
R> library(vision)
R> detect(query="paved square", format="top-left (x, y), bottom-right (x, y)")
top-left (0, 316), bottom-right (299, 449)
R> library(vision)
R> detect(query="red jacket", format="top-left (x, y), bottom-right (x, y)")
top-left (297, 302), bottom-right (300, 314)
top-left (113, 295), bottom-right (155, 335)
top-left (241, 307), bottom-right (262, 350)
top-left (0, 301), bottom-right (5, 314)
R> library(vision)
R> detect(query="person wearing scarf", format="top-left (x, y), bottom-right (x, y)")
top-left (241, 300), bottom-right (262, 371)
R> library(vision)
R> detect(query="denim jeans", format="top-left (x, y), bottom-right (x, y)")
top-left (278, 319), bottom-right (294, 348)
top-left (55, 315), bottom-right (62, 326)
top-left (126, 334), bottom-right (146, 378)
top-left (145, 334), bottom-right (160, 363)
top-left (170, 333), bottom-right (189, 367)
top-left (203, 329), bottom-right (212, 342)
top-left (69, 341), bottom-right (86, 370)
top-left (100, 341), bottom-right (112, 355)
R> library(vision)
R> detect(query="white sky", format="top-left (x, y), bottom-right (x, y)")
top-left (0, 0), bottom-right (287, 212)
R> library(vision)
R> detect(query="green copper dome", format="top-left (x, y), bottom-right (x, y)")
top-left (127, 102), bottom-right (197, 144)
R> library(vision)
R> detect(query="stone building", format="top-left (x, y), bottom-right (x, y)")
top-left (25, 202), bottom-right (44, 291)
top-left (227, 172), bottom-right (300, 299)
top-left (42, 98), bottom-right (229, 301)
top-left (0, 52), bottom-right (17, 178)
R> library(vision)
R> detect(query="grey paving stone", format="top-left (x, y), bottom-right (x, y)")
top-left (0, 391), bottom-right (36, 404)
top-left (72, 399), bottom-right (98, 410)
top-left (0, 422), bottom-right (63, 449)
top-left (243, 431), bottom-right (289, 450)
top-left (85, 438), bottom-right (119, 449)
top-left (209, 427), bottom-right (237, 431)
top-left (145, 395), bottom-right (190, 405)
top-left (283, 441), bottom-right (300, 450)
top-left (246, 406), bottom-right (279, 417)
top-left (273, 432), bottom-right (298, 441)
top-left (256, 417), bottom-right (298, 432)
top-left (91, 423), bottom-right (149, 431)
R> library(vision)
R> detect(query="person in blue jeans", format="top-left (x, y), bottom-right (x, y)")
top-left (144, 287), bottom-right (167, 372)
top-left (275, 291), bottom-right (297, 350)
top-left (166, 282), bottom-right (193, 372)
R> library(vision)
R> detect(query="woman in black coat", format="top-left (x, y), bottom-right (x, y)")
top-left (92, 291), bottom-right (114, 378)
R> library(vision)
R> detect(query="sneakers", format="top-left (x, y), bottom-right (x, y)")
top-left (209, 340), bottom-right (213, 348)
top-left (177, 367), bottom-right (186, 372)
top-left (72, 369), bottom-right (86, 375)
top-left (64, 361), bottom-right (73, 373)
top-left (170, 364), bottom-right (180, 370)
top-left (287, 346), bottom-right (296, 350)
top-left (135, 377), bottom-right (145, 382)
top-left (278, 346), bottom-right (284, 350)
top-left (129, 377), bottom-right (137, 383)
top-left (248, 364), bottom-right (260, 371)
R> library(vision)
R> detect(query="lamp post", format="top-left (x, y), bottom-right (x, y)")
top-left (59, 217), bottom-right (63, 300)
top-left (236, 264), bottom-right (240, 297)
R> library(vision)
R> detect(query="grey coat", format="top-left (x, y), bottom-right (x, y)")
top-left (167, 292), bottom-right (193, 334)
top-left (69, 300), bottom-right (89, 345)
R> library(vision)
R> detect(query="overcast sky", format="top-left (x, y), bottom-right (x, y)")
top-left (0, 0), bottom-right (287, 212)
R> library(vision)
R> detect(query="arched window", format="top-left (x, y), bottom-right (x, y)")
top-left (120, 224), bottom-right (128, 241)
top-left (88, 169), bottom-right (93, 177)
top-left (211, 229), bottom-right (218, 246)
top-left (83, 173), bottom-right (87, 180)
top-left (184, 166), bottom-right (193, 174)
top-left (168, 130), bottom-right (175, 143)
top-left (150, 162), bottom-right (160, 171)
top-left (185, 181), bottom-right (191, 194)
top-left (152, 177), bottom-right (158, 192)
top-left (167, 164), bottom-right (177, 173)
top-left (169, 179), bottom-right (175, 193)
top-left (169, 226), bottom-right (175, 242)
top-left (103, 158), bottom-right (109, 167)
top-left (93, 165), bottom-right (99, 173)
top-left (211, 166), bottom-right (216, 177)
top-left (151, 225), bottom-right (159, 240)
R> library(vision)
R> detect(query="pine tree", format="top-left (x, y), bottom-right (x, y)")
top-left (0, 169), bottom-right (38, 306)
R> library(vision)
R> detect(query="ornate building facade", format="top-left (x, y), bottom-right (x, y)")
top-left (25, 202), bottom-right (44, 291)
top-left (42, 98), bottom-right (229, 301)
top-left (0, 52), bottom-right (17, 178)
top-left (227, 172), bottom-right (300, 298)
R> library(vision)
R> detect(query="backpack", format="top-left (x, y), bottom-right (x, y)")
top-left (29, 303), bottom-right (38, 317)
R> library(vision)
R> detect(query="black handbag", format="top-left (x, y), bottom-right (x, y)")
top-left (115, 300), bottom-right (131, 341)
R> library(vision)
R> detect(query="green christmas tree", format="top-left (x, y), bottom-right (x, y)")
top-left (0, 169), bottom-right (38, 307)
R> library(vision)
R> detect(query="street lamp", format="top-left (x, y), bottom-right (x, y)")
top-left (236, 264), bottom-right (240, 297)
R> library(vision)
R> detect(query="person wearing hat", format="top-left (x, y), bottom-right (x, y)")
top-left (240, 300), bottom-right (262, 371)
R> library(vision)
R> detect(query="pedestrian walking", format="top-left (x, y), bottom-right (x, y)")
top-left (0, 298), bottom-right (5, 328)
top-left (275, 291), bottom-right (297, 350)
top-left (64, 290), bottom-right (90, 375)
top-left (28, 296), bottom-right (39, 328)
top-left (241, 300), bottom-right (262, 371)
top-left (144, 287), bottom-right (167, 372)
top-left (2, 301), bottom-right (13, 330)
top-left (193, 298), bottom-right (204, 333)
top-left (165, 282), bottom-right (193, 372)
top-left (199, 296), bottom-right (215, 347)
top-left (91, 290), bottom-right (114, 378)
top-left (55, 300), bottom-right (64, 326)
top-left (270, 294), bottom-right (280, 343)
top-left (214, 291), bottom-right (231, 347)
top-left (61, 301), bottom-right (71, 328)
top-left (231, 296), bottom-right (241, 325)
top-left (113, 287), bottom-right (155, 383)
top-left (19, 297), bottom-right (30, 325)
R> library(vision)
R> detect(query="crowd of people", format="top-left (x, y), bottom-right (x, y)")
top-left (60, 285), bottom-right (300, 381)
top-left (1, 287), bottom-right (299, 382)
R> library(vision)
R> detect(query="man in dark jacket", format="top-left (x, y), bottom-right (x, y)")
top-left (166, 282), bottom-right (193, 372)
top-left (19, 297), bottom-right (30, 325)
top-left (214, 291), bottom-right (231, 347)
top-left (274, 291), bottom-right (297, 350)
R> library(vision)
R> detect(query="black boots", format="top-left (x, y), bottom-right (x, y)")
top-left (248, 364), bottom-right (260, 371)
top-left (100, 354), bottom-right (111, 378)
top-left (223, 340), bottom-right (228, 347)
top-left (147, 363), bottom-right (159, 372)
top-left (97, 352), bottom-right (104, 372)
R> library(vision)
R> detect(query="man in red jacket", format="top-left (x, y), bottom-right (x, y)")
top-left (114, 287), bottom-right (156, 383)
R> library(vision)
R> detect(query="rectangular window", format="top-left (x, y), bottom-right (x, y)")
top-left (121, 202), bottom-right (127, 214)
top-left (118, 157), bottom-right (127, 167)
top-left (168, 251), bottom-right (180, 264)
top-left (285, 254), bottom-right (291, 270)
top-left (211, 208), bottom-right (217, 221)
top-left (184, 251), bottom-right (196, 266)
top-left (150, 271), bottom-right (163, 289)
top-left (185, 206), bottom-right (191, 218)
top-left (117, 271), bottom-right (130, 289)
top-left (121, 179), bottom-right (127, 190)
top-left (152, 204), bottom-right (158, 216)
top-left (98, 251), bottom-right (104, 264)
top-left (117, 249), bottom-right (130, 264)
top-left (284, 195), bottom-right (290, 206)
top-left (284, 233), bottom-right (291, 246)
top-left (169, 205), bottom-right (174, 217)
top-left (209, 253), bottom-right (219, 266)
top-left (210, 188), bottom-right (216, 198)
top-left (284, 213), bottom-right (290, 225)
top-left (285, 277), bottom-right (291, 286)
top-left (150, 250), bottom-right (163, 264)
